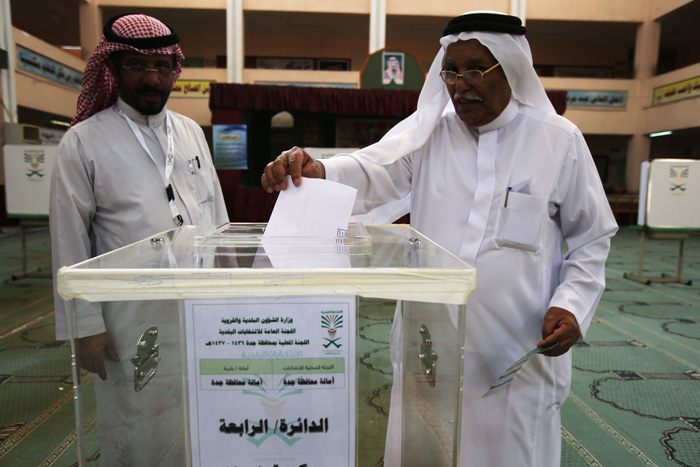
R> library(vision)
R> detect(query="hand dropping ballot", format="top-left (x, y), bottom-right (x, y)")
top-left (261, 176), bottom-right (358, 268)
top-left (483, 342), bottom-right (558, 398)
top-left (263, 175), bottom-right (357, 238)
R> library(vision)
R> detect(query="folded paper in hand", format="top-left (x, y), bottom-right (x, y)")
top-left (482, 342), bottom-right (558, 398)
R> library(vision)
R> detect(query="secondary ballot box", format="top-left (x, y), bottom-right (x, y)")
top-left (623, 159), bottom-right (700, 285)
top-left (57, 223), bottom-right (475, 466)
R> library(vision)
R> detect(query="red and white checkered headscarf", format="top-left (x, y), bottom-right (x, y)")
top-left (71, 14), bottom-right (185, 126)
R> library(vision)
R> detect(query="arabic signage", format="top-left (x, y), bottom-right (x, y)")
top-left (3, 145), bottom-right (57, 217)
top-left (185, 295), bottom-right (356, 466)
top-left (652, 76), bottom-right (700, 105)
top-left (213, 124), bottom-right (247, 169)
top-left (16, 46), bottom-right (82, 89)
top-left (566, 90), bottom-right (627, 107)
top-left (171, 79), bottom-right (214, 98)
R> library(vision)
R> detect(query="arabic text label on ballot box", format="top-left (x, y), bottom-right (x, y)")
top-left (57, 223), bottom-right (475, 466)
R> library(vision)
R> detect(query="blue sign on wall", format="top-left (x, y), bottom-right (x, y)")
top-left (213, 125), bottom-right (248, 170)
top-left (17, 46), bottom-right (83, 89)
top-left (566, 90), bottom-right (627, 107)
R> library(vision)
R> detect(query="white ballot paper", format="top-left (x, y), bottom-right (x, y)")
top-left (185, 295), bottom-right (356, 466)
top-left (263, 175), bottom-right (357, 239)
top-left (482, 342), bottom-right (558, 398)
top-left (261, 176), bottom-right (357, 268)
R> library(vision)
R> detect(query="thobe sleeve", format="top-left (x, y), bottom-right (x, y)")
top-left (196, 128), bottom-right (229, 224)
top-left (548, 131), bottom-right (618, 337)
top-left (50, 130), bottom-right (106, 340)
top-left (322, 152), bottom-right (413, 216)
top-left (211, 168), bottom-right (229, 225)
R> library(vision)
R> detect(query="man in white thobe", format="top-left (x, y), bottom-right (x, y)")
top-left (262, 11), bottom-right (618, 466)
top-left (50, 14), bottom-right (228, 465)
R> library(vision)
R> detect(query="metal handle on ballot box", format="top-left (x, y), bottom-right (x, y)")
top-left (131, 327), bottom-right (160, 391)
top-left (419, 324), bottom-right (438, 388)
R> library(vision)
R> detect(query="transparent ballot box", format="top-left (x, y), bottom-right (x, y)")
top-left (58, 223), bottom-right (475, 466)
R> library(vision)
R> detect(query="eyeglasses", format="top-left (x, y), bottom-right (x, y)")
top-left (122, 64), bottom-right (175, 78)
top-left (439, 63), bottom-right (501, 85)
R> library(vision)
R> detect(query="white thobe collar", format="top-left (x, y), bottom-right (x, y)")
top-left (473, 98), bottom-right (519, 134)
top-left (457, 98), bottom-right (520, 265)
top-left (116, 97), bottom-right (168, 129)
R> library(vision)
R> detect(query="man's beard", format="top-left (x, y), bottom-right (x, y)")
top-left (115, 69), bottom-right (171, 115)
top-left (130, 85), bottom-right (170, 115)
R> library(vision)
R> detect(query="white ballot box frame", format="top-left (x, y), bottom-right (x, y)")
top-left (3, 144), bottom-right (56, 217)
top-left (3, 144), bottom-right (56, 280)
top-left (623, 226), bottom-right (696, 285)
top-left (637, 158), bottom-right (700, 229)
top-left (626, 159), bottom-right (700, 285)
top-left (58, 223), bottom-right (475, 467)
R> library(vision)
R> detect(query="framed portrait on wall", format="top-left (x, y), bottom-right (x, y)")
top-left (381, 51), bottom-right (404, 85)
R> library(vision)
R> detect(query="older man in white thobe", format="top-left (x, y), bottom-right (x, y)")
top-left (262, 11), bottom-right (617, 466)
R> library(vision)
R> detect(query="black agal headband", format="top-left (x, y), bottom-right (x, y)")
top-left (443, 13), bottom-right (527, 37)
top-left (103, 13), bottom-right (180, 49)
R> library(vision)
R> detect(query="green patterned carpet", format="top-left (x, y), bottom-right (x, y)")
top-left (561, 228), bottom-right (700, 467)
top-left (1, 227), bottom-right (699, 466)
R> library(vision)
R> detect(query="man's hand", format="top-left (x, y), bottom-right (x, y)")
top-left (76, 332), bottom-right (120, 380)
top-left (261, 146), bottom-right (325, 193)
top-left (538, 306), bottom-right (581, 357)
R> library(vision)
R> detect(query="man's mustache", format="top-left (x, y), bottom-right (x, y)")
top-left (136, 85), bottom-right (167, 96)
top-left (454, 92), bottom-right (483, 103)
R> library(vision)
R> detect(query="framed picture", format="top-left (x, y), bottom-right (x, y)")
top-left (319, 59), bottom-right (350, 71)
top-left (381, 51), bottom-right (404, 85)
top-left (255, 58), bottom-right (313, 70)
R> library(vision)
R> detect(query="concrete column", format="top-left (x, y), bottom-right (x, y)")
top-left (626, 133), bottom-right (650, 192)
top-left (78, 0), bottom-right (102, 60)
top-left (226, 0), bottom-right (243, 84)
top-left (634, 20), bottom-right (661, 80)
top-left (1, 0), bottom-right (17, 124)
top-left (626, 19), bottom-right (661, 191)
top-left (510, 0), bottom-right (527, 25)
top-left (369, 0), bottom-right (386, 54)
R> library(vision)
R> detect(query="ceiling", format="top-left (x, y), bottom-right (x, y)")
top-left (657, 0), bottom-right (700, 48)
top-left (10, 0), bottom-right (80, 46)
top-left (9, 0), bottom-right (700, 53)
top-left (8, 1), bottom-right (700, 136)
